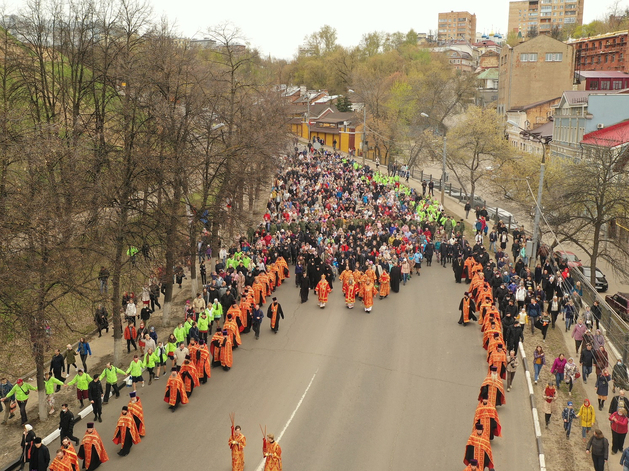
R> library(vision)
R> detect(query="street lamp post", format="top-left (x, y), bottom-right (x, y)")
top-left (506, 120), bottom-right (549, 266)
top-left (421, 113), bottom-right (446, 206)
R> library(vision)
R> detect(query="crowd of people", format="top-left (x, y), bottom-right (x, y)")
top-left (7, 143), bottom-right (629, 471)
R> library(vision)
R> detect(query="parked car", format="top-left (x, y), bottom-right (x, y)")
top-left (577, 266), bottom-right (609, 292)
top-left (485, 207), bottom-right (519, 230)
top-left (553, 250), bottom-right (583, 268)
top-left (605, 292), bottom-right (629, 322)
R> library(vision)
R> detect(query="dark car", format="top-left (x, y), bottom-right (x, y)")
top-left (605, 292), bottom-right (629, 322)
top-left (578, 266), bottom-right (609, 292)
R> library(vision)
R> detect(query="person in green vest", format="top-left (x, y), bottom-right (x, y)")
top-left (65, 369), bottom-right (92, 408)
top-left (99, 362), bottom-right (126, 403)
top-left (44, 372), bottom-right (64, 415)
top-left (126, 355), bottom-right (145, 392)
top-left (1, 378), bottom-right (37, 425)
top-left (197, 310), bottom-right (211, 343)
top-left (173, 322), bottom-right (186, 345)
top-left (209, 299), bottom-right (223, 325)
top-left (183, 316), bottom-right (194, 344)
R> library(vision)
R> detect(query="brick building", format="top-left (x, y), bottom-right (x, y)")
top-left (569, 31), bottom-right (629, 72)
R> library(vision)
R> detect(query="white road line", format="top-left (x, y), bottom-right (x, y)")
top-left (254, 369), bottom-right (318, 471)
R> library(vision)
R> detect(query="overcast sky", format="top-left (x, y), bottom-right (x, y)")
top-left (5, 0), bottom-right (626, 58)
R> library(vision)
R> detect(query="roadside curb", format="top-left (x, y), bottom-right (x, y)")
top-left (519, 341), bottom-right (546, 471)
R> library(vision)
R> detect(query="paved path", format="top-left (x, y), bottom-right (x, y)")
top-left (59, 264), bottom-right (537, 471)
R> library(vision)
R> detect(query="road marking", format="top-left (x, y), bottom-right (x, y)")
top-left (255, 369), bottom-right (318, 471)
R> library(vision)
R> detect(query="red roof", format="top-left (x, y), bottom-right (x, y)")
top-left (581, 120), bottom-right (629, 147)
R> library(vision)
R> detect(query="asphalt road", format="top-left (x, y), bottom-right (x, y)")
top-left (78, 265), bottom-right (537, 471)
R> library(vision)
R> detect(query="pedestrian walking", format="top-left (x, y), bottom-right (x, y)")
top-left (533, 345), bottom-right (545, 384)
top-left (611, 408), bottom-right (629, 455)
top-left (581, 343), bottom-right (595, 383)
top-left (77, 338), bottom-right (91, 373)
top-left (565, 357), bottom-right (578, 396)
top-left (125, 355), bottom-right (145, 392)
top-left (29, 437), bottom-right (50, 471)
top-left (585, 429), bottom-right (609, 471)
top-left (44, 372), bottom-right (64, 415)
top-left (49, 349), bottom-right (65, 391)
top-left (124, 322), bottom-right (137, 353)
top-left (77, 422), bottom-right (109, 470)
top-left (93, 305), bottom-right (109, 338)
top-left (610, 390), bottom-right (629, 414)
top-left (252, 304), bottom-right (264, 339)
top-left (88, 376), bottom-right (103, 423)
top-left (98, 267), bottom-right (109, 295)
top-left (112, 406), bottom-right (141, 456)
top-left (65, 370), bottom-right (91, 408)
top-left (0, 377), bottom-right (16, 424)
top-left (98, 363), bottom-right (125, 404)
top-left (596, 368), bottom-right (611, 411)
top-left (229, 424), bottom-right (246, 471)
top-left (543, 382), bottom-right (557, 429)
top-left (562, 401), bottom-right (577, 439)
top-left (506, 350), bottom-right (518, 392)
top-left (63, 345), bottom-right (78, 375)
top-left (1, 379), bottom-right (36, 425)
top-left (20, 424), bottom-right (36, 470)
top-left (577, 399), bottom-right (596, 442)
top-left (266, 297), bottom-right (284, 333)
top-left (551, 353), bottom-right (567, 391)
top-left (58, 404), bottom-right (80, 445)
top-left (263, 433), bottom-right (282, 471)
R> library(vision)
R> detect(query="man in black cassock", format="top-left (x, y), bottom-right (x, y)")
top-left (300, 274), bottom-right (310, 303)
top-left (389, 264), bottom-right (401, 293)
top-left (453, 256), bottom-right (464, 283)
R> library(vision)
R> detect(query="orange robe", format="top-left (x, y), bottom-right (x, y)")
top-left (224, 317), bottom-right (242, 346)
top-left (473, 401), bottom-right (502, 438)
top-left (49, 455), bottom-right (72, 471)
top-left (345, 280), bottom-right (359, 306)
top-left (315, 279), bottom-right (332, 303)
top-left (253, 280), bottom-right (265, 305)
top-left (112, 413), bottom-right (141, 448)
top-left (164, 375), bottom-right (188, 406)
top-left (221, 335), bottom-right (233, 368)
top-left (229, 433), bottom-right (247, 471)
top-left (77, 430), bottom-right (109, 469)
top-left (195, 345), bottom-right (212, 381)
top-left (464, 430), bottom-right (494, 470)
top-left (379, 271), bottom-right (390, 297)
top-left (487, 349), bottom-right (507, 379)
top-left (62, 444), bottom-right (79, 471)
top-left (478, 373), bottom-right (506, 407)
top-left (339, 269), bottom-right (353, 294)
top-left (277, 256), bottom-right (289, 279)
top-left (127, 398), bottom-right (146, 437)
top-left (263, 439), bottom-right (282, 471)
top-left (361, 281), bottom-right (377, 310)
top-left (179, 361), bottom-right (200, 394)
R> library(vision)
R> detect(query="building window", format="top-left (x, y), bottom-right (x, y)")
top-left (611, 54), bottom-right (615, 62)
top-left (520, 53), bottom-right (538, 62)
top-left (590, 80), bottom-right (599, 90)
top-left (601, 81), bottom-right (610, 90)
top-left (545, 52), bottom-right (563, 61)
top-left (613, 80), bottom-right (623, 90)
top-left (605, 55), bottom-right (609, 63)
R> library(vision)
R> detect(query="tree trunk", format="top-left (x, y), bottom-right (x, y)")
top-left (591, 221), bottom-right (602, 287)
top-left (35, 340), bottom-right (47, 422)
top-left (111, 204), bottom-right (128, 367)
top-left (162, 184), bottom-right (182, 327)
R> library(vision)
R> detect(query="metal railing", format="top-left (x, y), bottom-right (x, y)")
top-left (570, 267), bottom-right (629, 364)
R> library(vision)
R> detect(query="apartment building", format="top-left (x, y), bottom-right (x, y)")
top-left (508, 0), bottom-right (584, 37)
top-left (438, 11), bottom-right (477, 43)
top-left (569, 31), bottom-right (629, 72)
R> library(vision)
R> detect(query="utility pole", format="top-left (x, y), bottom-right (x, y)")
top-left (362, 104), bottom-right (367, 166)
top-left (441, 136), bottom-right (447, 205)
